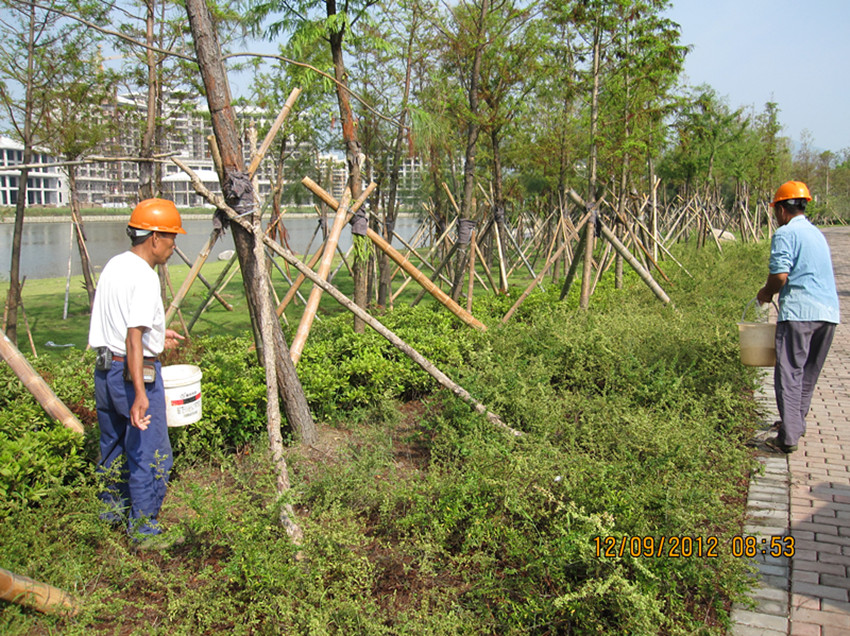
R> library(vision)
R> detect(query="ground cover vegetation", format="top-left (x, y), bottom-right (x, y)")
top-left (0, 238), bottom-right (770, 634)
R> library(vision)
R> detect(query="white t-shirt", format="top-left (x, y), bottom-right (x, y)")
top-left (89, 251), bottom-right (165, 357)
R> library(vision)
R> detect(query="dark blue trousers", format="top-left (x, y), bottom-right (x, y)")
top-left (774, 321), bottom-right (836, 446)
top-left (94, 360), bottom-right (172, 536)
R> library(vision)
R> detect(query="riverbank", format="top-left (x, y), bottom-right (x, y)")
top-left (0, 210), bottom-right (419, 223)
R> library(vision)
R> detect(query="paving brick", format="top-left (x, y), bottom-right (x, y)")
top-left (731, 608), bottom-right (789, 632)
top-left (789, 623), bottom-right (820, 636)
top-left (793, 608), bottom-right (850, 629)
top-left (793, 522), bottom-right (839, 536)
top-left (820, 597), bottom-right (850, 615)
top-left (794, 539), bottom-right (842, 554)
top-left (792, 593), bottom-right (821, 610)
top-left (818, 552), bottom-right (850, 567)
top-left (793, 560), bottom-right (846, 577)
top-left (792, 582), bottom-right (849, 603)
top-left (819, 574), bottom-right (850, 590)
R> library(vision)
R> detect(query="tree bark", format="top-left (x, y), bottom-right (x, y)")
top-left (451, 0), bottom-right (489, 302)
top-left (378, 12), bottom-right (417, 308)
top-left (138, 0), bottom-right (157, 200)
top-left (327, 14), bottom-right (366, 331)
top-left (185, 0), bottom-right (316, 447)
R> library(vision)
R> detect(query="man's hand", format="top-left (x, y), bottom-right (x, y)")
top-left (164, 329), bottom-right (186, 350)
top-left (757, 272), bottom-right (788, 306)
top-left (130, 393), bottom-right (151, 430)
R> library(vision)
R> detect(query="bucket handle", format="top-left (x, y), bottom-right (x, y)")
top-left (741, 297), bottom-right (779, 323)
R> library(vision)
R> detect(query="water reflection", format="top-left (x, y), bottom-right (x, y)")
top-left (1, 215), bottom-right (425, 280)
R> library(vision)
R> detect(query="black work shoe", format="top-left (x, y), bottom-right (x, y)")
top-left (765, 436), bottom-right (797, 454)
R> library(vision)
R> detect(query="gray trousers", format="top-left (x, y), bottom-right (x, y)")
top-left (774, 320), bottom-right (836, 446)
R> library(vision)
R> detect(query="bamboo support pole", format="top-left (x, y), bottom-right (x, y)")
top-left (598, 221), bottom-right (672, 305)
top-left (492, 220), bottom-right (508, 292)
top-left (301, 179), bottom-right (486, 331)
top-left (473, 239), bottom-right (497, 291)
top-left (0, 568), bottom-right (78, 616)
top-left (161, 264), bottom-right (190, 336)
top-left (164, 229), bottom-right (220, 325)
top-left (391, 219), bottom-right (459, 301)
top-left (276, 181), bottom-right (376, 317)
top-left (289, 188), bottom-right (353, 365)
top-left (277, 241), bottom-right (326, 317)
top-left (503, 240), bottom-right (570, 324)
top-left (466, 229), bottom-right (476, 312)
top-left (63, 222), bottom-right (74, 320)
top-left (173, 245), bottom-right (232, 310)
top-left (388, 221), bottom-right (427, 280)
top-left (503, 217), bottom-right (541, 286)
top-left (19, 295), bottom-right (36, 359)
top-left (247, 88), bottom-right (302, 179)
top-left (0, 328), bottom-right (84, 434)
top-left (330, 243), bottom-right (354, 281)
top-left (173, 157), bottom-right (514, 434)
top-left (187, 252), bottom-right (238, 332)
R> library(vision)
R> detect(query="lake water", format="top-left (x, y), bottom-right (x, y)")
top-left (0, 215), bottom-right (425, 281)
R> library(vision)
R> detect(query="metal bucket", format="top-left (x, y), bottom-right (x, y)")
top-left (737, 299), bottom-right (778, 367)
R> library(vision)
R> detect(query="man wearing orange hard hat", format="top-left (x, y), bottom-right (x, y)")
top-left (89, 198), bottom-right (187, 549)
top-left (757, 181), bottom-right (840, 454)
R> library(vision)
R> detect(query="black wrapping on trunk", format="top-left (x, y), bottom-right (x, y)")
top-left (457, 217), bottom-right (477, 244)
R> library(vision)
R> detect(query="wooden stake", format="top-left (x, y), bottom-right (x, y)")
top-left (466, 229), bottom-right (476, 313)
top-left (290, 188), bottom-right (352, 365)
top-left (247, 88), bottom-right (302, 179)
top-left (0, 568), bottom-right (78, 616)
top-left (276, 182), bottom-right (377, 317)
top-left (174, 160), bottom-right (515, 435)
top-left (164, 229), bottom-right (221, 325)
top-left (0, 328), bottom-right (84, 434)
top-left (173, 244), bottom-right (232, 311)
top-left (302, 178), bottom-right (486, 331)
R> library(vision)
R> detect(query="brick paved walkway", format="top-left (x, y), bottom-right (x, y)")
top-left (732, 227), bottom-right (850, 636)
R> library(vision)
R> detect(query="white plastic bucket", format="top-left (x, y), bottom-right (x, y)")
top-left (161, 364), bottom-right (203, 427)
top-left (737, 299), bottom-right (778, 367)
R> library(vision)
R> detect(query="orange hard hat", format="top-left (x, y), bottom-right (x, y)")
top-left (771, 181), bottom-right (812, 207)
top-left (128, 198), bottom-right (186, 234)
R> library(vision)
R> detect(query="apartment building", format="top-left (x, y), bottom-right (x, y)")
top-left (0, 94), bottom-right (423, 210)
top-left (0, 136), bottom-right (68, 207)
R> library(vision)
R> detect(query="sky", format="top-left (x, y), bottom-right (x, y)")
top-left (663, 0), bottom-right (850, 153)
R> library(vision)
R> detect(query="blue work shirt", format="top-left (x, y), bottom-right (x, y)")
top-left (769, 215), bottom-right (840, 323)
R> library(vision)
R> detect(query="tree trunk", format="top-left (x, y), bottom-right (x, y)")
top-left (378, 13), bottom-right (417, 308)
top-left (328, 23), bottom-right (365, 331)
top-left (67, 166), bottom-right (96, 306)
top-left (491, 128), bottom-right (509, 292)
top-left (451, 0), bottom-right (489, 301)
top-left (185, 0), bottom-right (316, 447)
top-left (138, 0), bottom-right (157, 200)
top-left (4, 3), bottom-right (41, 345)
top-left (580, 23), bottom-right (601, 310)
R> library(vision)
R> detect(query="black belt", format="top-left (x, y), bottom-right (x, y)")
top-left (111, 355), bottom-right (158, 363)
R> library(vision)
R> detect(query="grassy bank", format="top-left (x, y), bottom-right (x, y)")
top-left (0, 238), bottom-right (769, 634)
